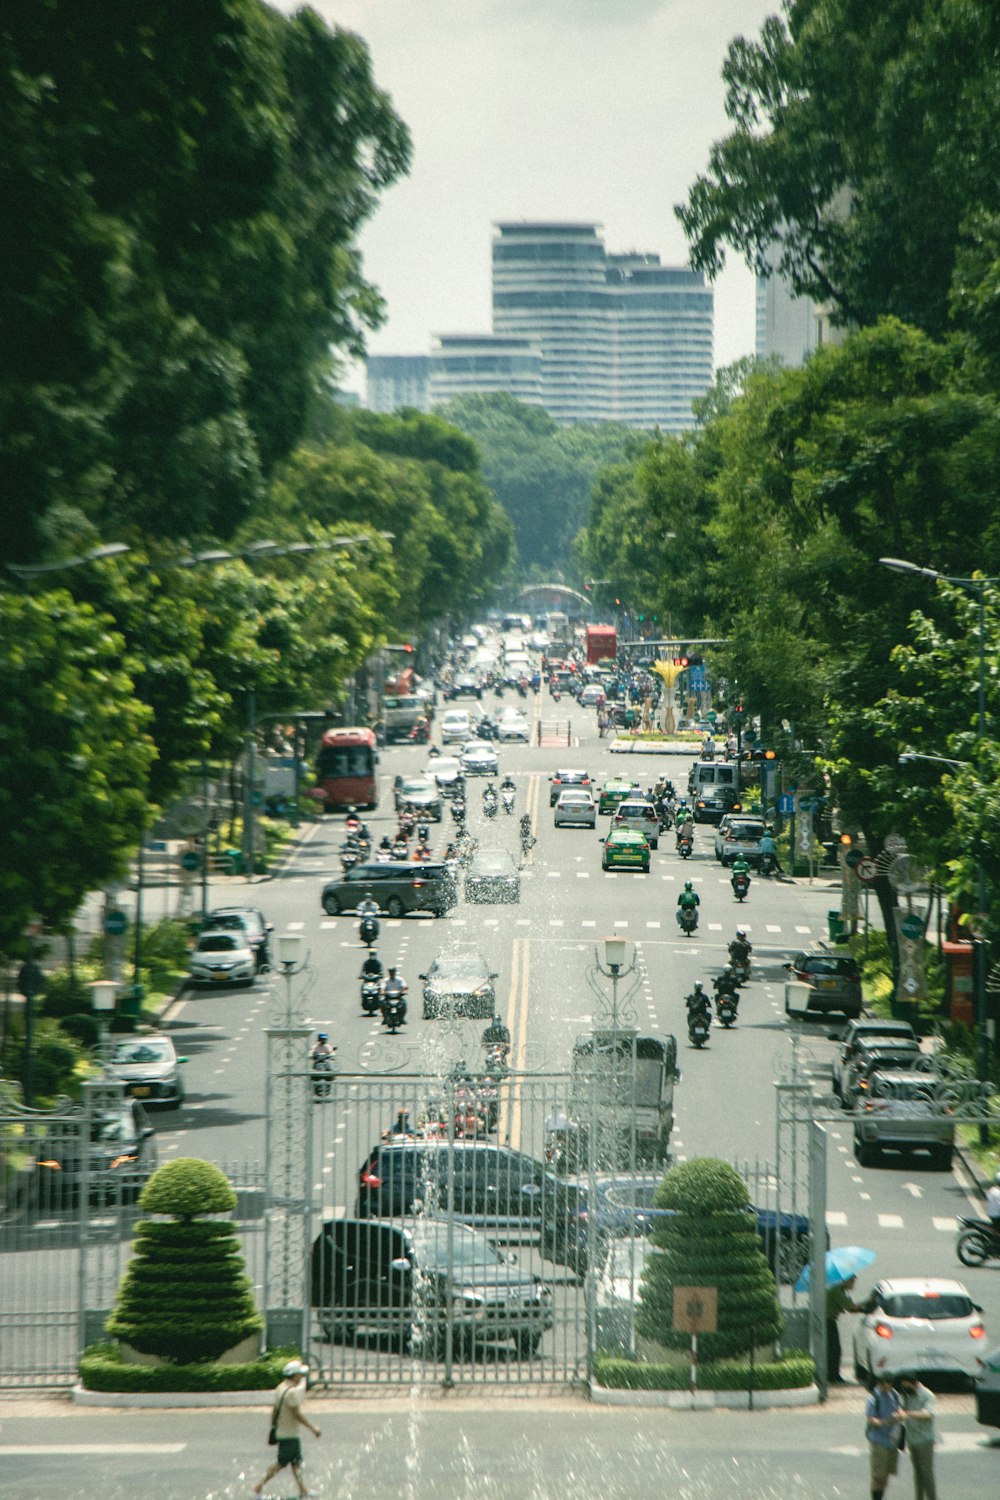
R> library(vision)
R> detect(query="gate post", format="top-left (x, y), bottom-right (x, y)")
top-left (808, 1120), bottom-right (829, 1398)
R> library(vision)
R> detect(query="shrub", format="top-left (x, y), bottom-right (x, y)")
top-left (79, 1343), bottom-right (296, 1392)
top-left (105, 1159), bottom-right (262, 1362)
top-left (39, 968), bottom-right (101, 1019)
top-left (58, 1013), bottom-right (101, 1049)
top-left (594, 1351), bottom-right (815, 1391)
top-left (636, 1159), bottom-right (783, 1362)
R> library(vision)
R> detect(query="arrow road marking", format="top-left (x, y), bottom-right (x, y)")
top-left (902, 1182), bottom-right (923, 1198)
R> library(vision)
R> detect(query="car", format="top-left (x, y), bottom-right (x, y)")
top-left (594, 1234), bottom-right (658, 1355)
top-left (452, 673), bottom-right (483, 699)
top-left (612, 798), bottom-right (660, 849)
top-left (425, 756), bottom-right (464, 796)
top-left (420, 949), bottom-right (499, 1019)
top-left (496, 712), bottom-right (530, 742)
top-left (831, 1018), bottom-right (918, 1097)
top-left (549, 769), bottom-right (592, 806)
top-left (189, 929), bottom-right (256, 987)
top-left (393, 775), bottom-right (443, 821)
top-left (852, 1277), bottom-right (987, 1384)
top-left (321, 861), bottom-right (456, 918)
top-left (713, 817), bottom-right (766, 867)
top-left (578, 683), bottom-right (606, 707)
top-left (553, 789), bottom-right (596, 828)
top-left (440, 708), bottom-right (474, 743)
top-left (460, 740), bottom-right (500, 777)
top-left (204, 906), bottom-right (273, 970)
top-left (310, 1218), bottom-right (552, 1356)
top-left (105, 1033), bottom-right (186, 1109)
top-left (782, 950), bottom-right (863, 1018)
top-left (598, 778), bottom-right (639, 816)
top-left (853, 1071), bottom-right (956, 1169)
top-left (465, 849), bottom-right (520, 903)
top-left (601, 827), bottom-right (650, 872)
top-left (842, 1039), bottom-right (926, 1106)
top-left (974, 1342), bottom-right (1000, 1428)
top-left (354, 1138), bottom-right (565, 1233)
top-left (34, 1098), bottom-right (158, 1208)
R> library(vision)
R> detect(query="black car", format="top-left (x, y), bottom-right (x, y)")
top-left (420, 950), bottom-right (499, 1019)
top-left (783, 950), bottom-right (863, 1018)
top-left (321, 862), bottom-right (456, 918)
top-left (310, 1218), bottom-right (552, 1356)
top-left (355, 1138), bottom-right (565, 1234)
top-left (34, 1098), bottom-right (158, 1208)
top-left (465, 850), bottom-right (520, 904)
top-left (541, 1172), bottom-right (821, 1279)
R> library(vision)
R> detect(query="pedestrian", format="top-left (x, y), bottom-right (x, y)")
top-left (898, 1372), bottom-right (937, 1500)
top-left (866, 1373), bottom-right (903, 1500)
top-left (250, 1358), bottom-right (320, 1499)
top-left (825, 1273), bottom-right (871, 1384)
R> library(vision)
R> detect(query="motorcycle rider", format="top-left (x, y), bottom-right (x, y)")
top-left (311, 1031), bottom-right (336, 1064)
top-left (729, 928), bottom-right (753, 975)
top-left (675, 804), bottom-right (694, 845)
top-left (758, 825), bottom-right (784, 876)
top-left (676, 880), bottom-right (700, 928)
top-left (357, 891), bottom-right (380, 924)
top-left (483, 782), bottom-right (498, 813)
top-left (730, 853), bottom-right (752, 893)
top-left (380, 966), bottom-right (408, 1026)
top-left (482, 1012), bottom-right (511, 1055)
top-left (987, 1171), bottom-right (1000, 1236)
top-left (360, 950), bottom-right (384, 982)
top-left (685, 982), bottom-right (711, 1021)
top-left (712, 965), bottom-right (740, 1009)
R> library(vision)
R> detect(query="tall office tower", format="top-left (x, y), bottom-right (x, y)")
top-left (491, 222), bottom-right (712, 431)
top-left (428, 334), bottom-right (543, 407)
top-left (366, 354), bottom-right (430, 413)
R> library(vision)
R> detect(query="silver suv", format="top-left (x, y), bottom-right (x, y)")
top-left (853, 1072), bottom-right (956, 1170)
top-left (612, 799), bottom-right (660, 849)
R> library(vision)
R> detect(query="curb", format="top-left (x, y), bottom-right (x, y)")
top-left (608, 740), bottom-right (703, 756)
top-left (72, 1384), bottom-right (272, 1408)
top-left (589, 1380), bottom-right (819, 1409)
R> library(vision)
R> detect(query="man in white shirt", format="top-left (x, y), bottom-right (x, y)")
top-left (986, 1171), bottom-right (1000, 1234)
top-left (251, 1360), bottom-right (320, 1499)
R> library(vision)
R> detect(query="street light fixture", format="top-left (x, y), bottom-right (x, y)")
top-left (5, 542), bottom-right (131, 578)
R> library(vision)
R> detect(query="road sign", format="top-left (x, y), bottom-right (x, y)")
top-left (844, 849), bottom-right (862, 869)
top-left (856, 856), bottom-right (878, 883)
top-left (180, 850), bottom-right (201, 872)
top-left (104, 909), bottom-right (128, 937)
top-left (778, 793), bottom-right (794, 814)
top-left (672, 1285), bottom-right (718, 1335)
top-left (900, 913), bottom-right (924, 941)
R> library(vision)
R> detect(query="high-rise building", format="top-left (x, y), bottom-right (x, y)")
top-left (366, 354), bottom-right (430, 414)
top-left (429, 334), bottom-right (542, 407)
top-left (755, 244), bottom-right (848, 368)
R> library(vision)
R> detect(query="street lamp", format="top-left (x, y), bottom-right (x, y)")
top-left (89, 980), bottom-right (119, 1069)
top-left (4, 542), bottom-right (131, 578)
top-left (882, 555), bottom-right (997, 1134)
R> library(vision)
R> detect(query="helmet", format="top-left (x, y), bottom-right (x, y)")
top-left (493, 1013), bottom-right (503, 1026)
top-left (736, 928), bottom-right (747, 939)
top-left (348, 804), bottom-right (357, 815)
top-left (684, 881), bottom-right (693, 891)
top-left (693, 982), bottom-right (704, 994)
top-left (317, 1032), bottom-right (328, 1042)
top-left (387, 966), bottom-right (397, 976)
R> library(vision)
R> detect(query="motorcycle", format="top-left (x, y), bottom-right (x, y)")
top-left (732, 872), bottom-right (750, 902)
top-left (677, 835), bottom-right (693, 859)
top-left (713, 970), bottom-right (740, 1007)
top-left (359, 912), bottom-right (380, 947)
top-left (360, 975), bottom-right (382, 1015)
top-left (501, 789), bottom-right (516, 815)
top-left (956, 1215), bottom-right (1000, 1267)
top-left (391, 838), bottom-right (409, 860)
top-left (340, 844), bottom-right (359, 874)
top-left (380, 986), bottom-right (407, 1034)
top-left (688, 1013), bottom-right (711, 1048)
top-left (412, 841), bottom-right (432, 862)
top-left (483, 791), bottom-right (498, 820)
top-left (716, 995), bottom-right (737, 1028)
top-left (677, 905), bottom-right (699, 936)
top-left (758, 853), bottom-right (778, 878)
top-left (451, 797), bottom-right (467, 826)
top-left (728, 947), bottom-right (752, 985)
top-left (310, 1047), bottom-right (336, 1098)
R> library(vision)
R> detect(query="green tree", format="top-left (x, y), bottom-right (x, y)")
top-left (0, 590), bottom-right (154, 951)
top-left (636, 1159), bottom-right (783, 1361)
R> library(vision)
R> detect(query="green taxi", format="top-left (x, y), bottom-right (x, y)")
top-left (601, 827), bottom-right (651, 872)
top-left (598, 777), bottom-right (638, 816)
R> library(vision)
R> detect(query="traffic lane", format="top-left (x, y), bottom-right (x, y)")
top-left (0, 1396), bottom-right (992, 1500)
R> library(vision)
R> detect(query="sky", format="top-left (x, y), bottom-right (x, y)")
top-left (276, 0), bottom-right (782, 390)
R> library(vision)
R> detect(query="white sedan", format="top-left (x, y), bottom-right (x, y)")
top-left (852, 1276), bottom-right (987, 1382)
top-left (460, 739), bottom-right (500, 776)
top-left (496, 711), bottom-right (531, 742)
top-left (554, 790), bottom-right (597, 828)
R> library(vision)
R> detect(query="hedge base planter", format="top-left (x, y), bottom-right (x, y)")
top-left (78, 1342), bottom-right (296, 1396)
top-left (590, 1379), bottom-right (819, 1409)
top-left (118, 1332), bottom-right (261, 1367)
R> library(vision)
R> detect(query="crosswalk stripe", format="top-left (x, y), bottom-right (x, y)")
top-left (878, 1214), bottom-right (905, 1229)
top-left (766, 924), bottom-right (781, 932)
top-left (796, 925), bottom-right (812, 934)
top-left (826, 1211), bottom-right (848, 1226)
top-left (933, 1217), bottom-right (958, 1232)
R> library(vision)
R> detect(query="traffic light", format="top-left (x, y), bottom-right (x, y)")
top-left (672, 655), bottom-right (689, 667)
top-left (686, 655), bottom-right (703, 668)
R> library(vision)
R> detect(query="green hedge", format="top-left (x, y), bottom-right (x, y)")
top-left (79, 1343), bottom-right (297, 1392)
top-left (594, 1351), bottom-right (815, 1392)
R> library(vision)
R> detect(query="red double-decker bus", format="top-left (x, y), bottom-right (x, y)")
top-left (313, 727), bottom-right (378, 812)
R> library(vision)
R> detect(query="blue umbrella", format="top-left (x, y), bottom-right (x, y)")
top-left (795, 1245), bottom-right (876, 1292)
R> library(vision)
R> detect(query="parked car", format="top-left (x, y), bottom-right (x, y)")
top-left (354, 1138), bottom-right (564, 1234)
top-left (321, 862), bottom-right (456, 918)
top-left (34, 1098), bottom-right (158, 1207)
top-left (974, 1342), bottom-right (1000, 1428)
top-left (310, 1218), bottom-right (552, 1357)
top-left (831, 1018), bottom-right (918, 1098)
top-left (612, 798), bottom-right (660, 850)
top-left (105, 1034), bottom-right (186, 1109)
top-left (852, 1277), bottom-right (986, 1383)
top-left (420, 949), bottom-right (499, 1019)
top-left (601, 827), bottom-right (650, 872)
top-left (841, 1039), bottom-right (926, 1106)
top-left (460, 740), bottom-right (500, 777)
top-left (553, 790), bottom-right (597, 828)
top-left (783, 950), bottom-right (863, 1018)
top-left (549, 769), bottom-right (592, 807)
top-left (393, 775), bottom-right (443, 821)
top-left (189, 929), bottom-right (256, 987)
top-left (853, 1071), bottom-right (956, 1170)
top-left (204, 906), bottom-right (273, 970)
top-left (465, 849), bottom-right (520, 903)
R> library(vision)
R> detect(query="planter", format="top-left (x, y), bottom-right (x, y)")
top-left (118, 1331), bottom-right (261, 1367)
top-left (590, 1379), bottom-right (819, 1409)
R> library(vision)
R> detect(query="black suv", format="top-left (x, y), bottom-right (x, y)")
top-left (355, 1138), bottom-right (565, 1235)
top-left (310, 1218), bottom-right (552, 1357)
top-left (783, 950), bottom-right (863, 1018)
top-left (321, 862), bottom-right (456, 918)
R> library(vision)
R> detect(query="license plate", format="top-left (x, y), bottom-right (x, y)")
top-left (131, 1086), bottom-right (151, 1097)
top-left (211, 972), bottom-right (229, 981)
top-left (819, 979), bottom-right (838, 989)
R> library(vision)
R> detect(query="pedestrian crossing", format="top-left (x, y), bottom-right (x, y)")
top-left (316, 915), bottom-right (816, 937)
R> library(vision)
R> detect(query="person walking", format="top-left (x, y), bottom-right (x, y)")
top-left (251, 1359), bottom-right (320, 1499)
top-left (898, 1373), bottom-right (937, 1500)
top-left (825, 1272), bottom-right (871, 1384)
top-left (866, 1373), bottom-right (903, 1500)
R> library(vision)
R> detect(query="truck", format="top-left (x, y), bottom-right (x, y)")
top-left (586, 623), bottom-right (617, 666)
top-left (379, 695), bottom-right (428, 745)
top-left (545, 611), bottom-right (571, 648)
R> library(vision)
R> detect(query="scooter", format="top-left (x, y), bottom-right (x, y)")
top-left (380, 988), bottom-right (407, 1034)
top-left (677, 906), bottom-right (699, 936)
top-left (310, 1047), bottom-right (336, 1098)
top-left (758, 853), bottom-right (778, 878)
top-left (359, 912), bottom-right (380, 947)
top-left (956, 1215), bottom-right (1000, 1267)
top-left (677, 835), bottom-right (693, 859)
top-left (483, 792), bottom-right (498, 820)
top-left (688, 1013), bottom-right (711, 1048)
top-left (716, 995), bottom-right (737, 1028)
top-left (360, 975), bottom-right (382, 1015)
top-left (501, 789), bottom-right (516, 815)
top-left (732, 872), bottom-right (750, 902)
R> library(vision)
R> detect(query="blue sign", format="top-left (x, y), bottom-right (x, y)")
top-left (688, 666), bottom-right (708, 692)
top-left (778, 794), bottom-right (795, 814)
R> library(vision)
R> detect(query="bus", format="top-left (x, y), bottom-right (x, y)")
top-left (313, 727), bottom-right (378, 813)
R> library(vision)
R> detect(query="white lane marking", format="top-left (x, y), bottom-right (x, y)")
top-left (707, 922), bottom-right (722, 931)
top-left (576, 871), bottom-right (590, 878)
top-left (286, 920), bottom-right (305, 930)
top-left (549, 919), bottom-right (564, 927)
top-left (766, 924), bottom-right (781, 933)
top-left (795, 925), bottom-right (812, 934)
top-left (614, 920), bottom-right (628, 928)
top-left (546, 871), bottom-right (562, 878)
top-left (0, 1445), bottom-right (187, 1455)
top-left (826, 1211), bottom-right (848, 1226)
top-left (646, 921), bottom-right (661, 929)
top-left (582, 920), bottom-right (596, 928)
top-left (877, 1213), bottom-right (905, 1229)
top-left (516, 918), bottom-right (530, 926)
top-left (933, 1216), bottom-right (958, 1232)
top-left (902, 1182), bottom-right (923, 1198)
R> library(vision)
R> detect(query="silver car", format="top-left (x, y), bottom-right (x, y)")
top-left (105, 1034), bottom-right (186, 1109)
top-left (853, 1070), bottom-right (957, 1169)
top-left (554, 789), bottom-right (596, 828)
top-left (460, 740), bottom-right (500, 776)
top-left (189, 929), bottom-right (256, 986)
top-left (612, 798), bottom-right (660, 849)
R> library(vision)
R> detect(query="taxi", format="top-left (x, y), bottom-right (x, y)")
top-left (601, 827), bottom-right (650, 872)
top-left (598, 777), bottom-right (638, 815)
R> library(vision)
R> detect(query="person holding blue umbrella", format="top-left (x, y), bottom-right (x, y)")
top-left (797, 1247), bottom-right (878, 1385)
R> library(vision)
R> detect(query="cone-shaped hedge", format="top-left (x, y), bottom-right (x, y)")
top-left (106, 1158), bottom-right (263, 1363)
top-left (635, 1158), bottom-right (783, 1361)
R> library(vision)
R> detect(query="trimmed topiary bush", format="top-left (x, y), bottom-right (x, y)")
top-left (105, 1158), bottom-right (262, 1363)
top-left (636, 1158), bottom-right (783, 1362)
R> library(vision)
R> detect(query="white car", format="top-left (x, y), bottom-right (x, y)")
top-left (554, 790), bottom-right (596, 828)
top-left (496, 711), bottom-right (531, 742)
top-left (579, 684), bottom-right (605, 707)
top-left (460, 739), bottom-right (500, 776)
top-left (440, 708), bottom-right (473, 743)
top-left (852, 1277), bottom-right (987, 1382)
top-left (189, 929), bottom-right (256, 987)
top-left (595, 1236), bottom-right (658, 1355)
